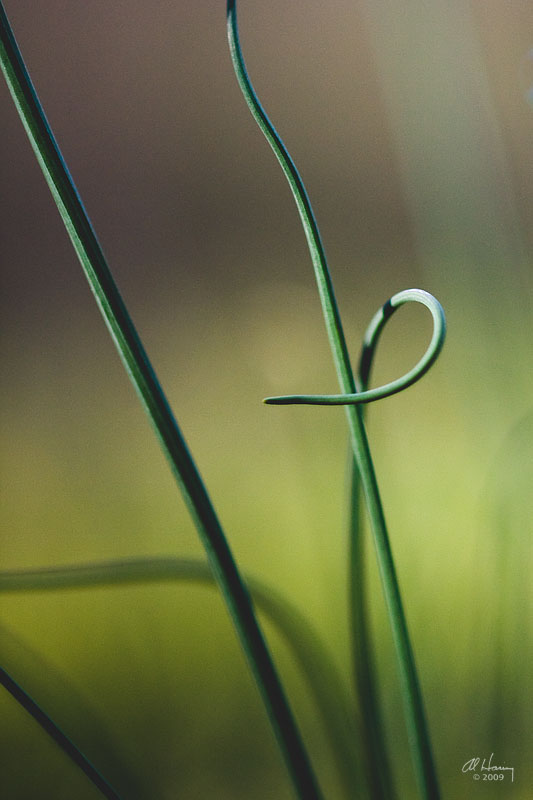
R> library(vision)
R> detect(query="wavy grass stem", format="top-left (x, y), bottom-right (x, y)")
top-left (228, 4), bottom-right (441, 798)
top-left (0, 6), bottom-right (322, 797)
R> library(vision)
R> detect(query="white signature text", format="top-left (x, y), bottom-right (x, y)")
top-left (462, 753), bottom-right (514, 782)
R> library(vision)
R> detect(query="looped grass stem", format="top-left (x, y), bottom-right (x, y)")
top-left (228, 3), bottom-right (442, 797)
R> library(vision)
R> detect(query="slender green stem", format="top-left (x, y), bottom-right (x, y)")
top-left (271, 288), bottom-right (444, 797)
top-left (228, 4), bottom-right (441, 798)
top-left (0, 6), bottom-right (321, 798)
top-left (278, 289), bottom-right (444, 800)
top-left (0, 557), bottom-right (361, 799)
top-left (0, 665), bottom-right (121, 800)
top-left (265, 290), bottom-right (445, 405)
top-left (351, 295), bottom-right (444, 800)
top-left (1, 621), bottom-right (145, 799)
top-left (347, 290), bottom-right (444, 800)
top-left (348, 447), bottom-right (396, 800)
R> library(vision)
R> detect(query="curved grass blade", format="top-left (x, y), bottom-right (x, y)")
top-left (349, 290), bottom-right (444, 795)
top-left (273, 288), bottom-right (444, 800)
top-left (271, 288), bottom-right (445, 798)
top-left (265, 290), bottom-right (445, 406)
top-left (0, 665), bottom-right (121, 799)
top-left (346, 289), bottom-right (444, 800)
top-left (0, 6), bottom-right (321, 797)
top-left (227, 4), bottom-right (441, 797)
top-left (0, 556), bottom-right (361, 799)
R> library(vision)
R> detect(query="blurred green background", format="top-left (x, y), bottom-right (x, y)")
top-left (1, 1), bottom-right (532, 797)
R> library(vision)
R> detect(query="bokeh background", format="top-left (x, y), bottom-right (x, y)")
top-left (1, 1), bottom-right (532, 797)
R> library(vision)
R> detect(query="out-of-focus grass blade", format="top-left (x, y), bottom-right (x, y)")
top-left (0, 557), bottom-right (360, 799)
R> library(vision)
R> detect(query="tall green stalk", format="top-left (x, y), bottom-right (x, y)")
top-left (345, 291), bottom-right (445, 800)
top-left (347, 448), bottom-right (395, 800)
top-left (228, 3), bottom-right (442, 797)
top-left (0, 6), bottom-right (321, 798)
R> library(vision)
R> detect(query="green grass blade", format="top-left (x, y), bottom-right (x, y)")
top-left (265, 290), bottom-right (445, 406)
top-left (227, 3), bottom-right (441, 797)
top-left (348, 451), bottom-right (396, 800)
top-left (347, 289), bottom-right (445, 796)
top-left (1, 621), bottom-right (146, 799)
top-left (276, 288), bottom-right (444, 800)
top-left (0, 6), bottom-right (322, 797)
top-left (227, 0), bottom-right (354, 396)
top-left (0, 557), bottom-right (361, 799)
top-left (0, 665), bottom-right (122, 799)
